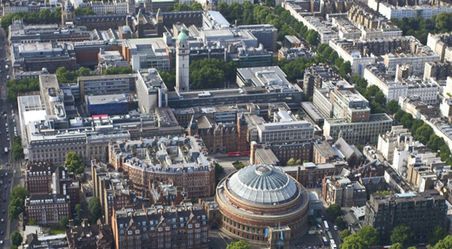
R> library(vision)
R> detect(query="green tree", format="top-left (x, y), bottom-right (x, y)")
top-left (12, 136), bottom-right (24, 161)
top-left (341, 233), bottom-right (367, 249)
top-left (159, 70), bottom-right (176, 90)
top-left (357, 226), bottom-right (379, 247)
top-left (340, 229), bottom-right (351, 240)
top-left (227, 240), bottom-right (251, 249)
top-left (335, 216), bottom-right (347, 230)
top-left (75, 7), bottom-right (95, 16)
top-left (9, 186), bottom-right (28, 220)
top-left (171, 2), bottom-right (203, 11)
top-left (7, 78), bottom-right (39, 102)
top-left (429, 226), bottom-right (447, 246)
top-left (78, 67), bottom-right (91, 76)
top-left (286, 158), bottom-right (297, 166)
top-left (103, 66), bottom-right (133, 75)
top-left (326, 204), bottom-right (341, 221)
top-left (59, 217), bottom-right (69, 228)
top-left (390, 225), bottom-right (412, 248)
top-left (389, 243), bottom-right (402, 249)
top-left (215, 162), bottom-right (225, 184)
top-left (433, 235), bottom-right (452, 249)
top-left (88, 197), bottom-right (102, 223)
top-left (188, 59), bottom-right (236, 89)
top-left (414, 124), bottom-right (434, 144)
top-left (387, 100), bottom-right (400, 115)
top-left (11, 231), bottom-right (23, 247)
top-left (65, 151), bottom-right (85, 175)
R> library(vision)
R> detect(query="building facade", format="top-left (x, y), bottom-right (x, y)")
top-left (111, 204), bottom-right (209, 249)
top-left (216, 164), bottom-right (310, 248)
top-left (364, 191), bottom-right (447, 243)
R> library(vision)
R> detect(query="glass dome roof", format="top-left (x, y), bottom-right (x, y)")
top-left (227, 164), bottom-right (298, 205)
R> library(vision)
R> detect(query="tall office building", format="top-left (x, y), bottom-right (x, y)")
top-left (175, 28), bottom-right (190, 92)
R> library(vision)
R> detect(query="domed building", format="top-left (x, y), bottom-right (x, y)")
top-left (216, 164), bottom-right (310, 248)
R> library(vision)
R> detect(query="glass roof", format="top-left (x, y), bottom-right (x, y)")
top-left (227, 164), bottom-right (298, 205)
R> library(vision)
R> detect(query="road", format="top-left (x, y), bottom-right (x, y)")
top-left (0, 27), bottom-right (20, 248)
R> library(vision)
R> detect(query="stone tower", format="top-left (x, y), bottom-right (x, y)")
top-left (175, 28), bottom-right (190, 93)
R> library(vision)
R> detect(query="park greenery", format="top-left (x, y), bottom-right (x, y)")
top-left (390, 225), bottom-right (412, 247)
top-left (159, 70), bottom-right (176, 90)
top-left (11, 231), bottom-right (23, 247)
top-left (56, 67), bottom-right (91, 83)
top-left (286, 158), bottom-right (302, 166)
top-left (393, 13), bottom-right (452, 44)
top-left (432, 235), bottom-right (452, 249)
top-left (218, 3), bottom-right (319, 45)
top-left (278, 44), bottom-right (351, 82)
top-left (325, 204), bottom-right (342, 221)
top-left (12, 136), bottom-right (24, 161)
top-left (232, 160), bottom-right (246, 170)
top-left (88, 197), bottom-right (102, 223)
top-left (341, 225), bottom-right (449, 248)
top-left (171, 2), bottom-right (203, 11)
top-left (75, 6), bottom-right (95, 16)
top-left (65, 151), bottom-right (85, 175)
top-left (189, 59), bottom-right (237, 90)
top-left (214, 162), bottom-right (225, 184)
top-left (340, 226), bottom-right (379, 249)
top-left (8, 186), bottom-right (28, 220)
top-left (7, 78), bottom-right (40, 102)
top-left (103, 66), bottom-right (133, 75)
top-left (0, 8), bottom-right (61, 30)
top-left (226, 240), bottom-right (251, 249)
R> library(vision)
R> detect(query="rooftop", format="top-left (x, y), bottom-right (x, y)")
top-left (227, 164), bottom-right (299, 205)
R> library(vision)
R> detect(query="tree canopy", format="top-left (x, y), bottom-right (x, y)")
top-left (103, 66), bottom-right (133, 75)
top-left (171, 2), bottom-right (203, 11)
top-left (56, 67), bottom-right (93, 83)
top-left (88, 197), bottom-right (102, 223)
top-left (217, 3), bottom-right (319, 46)
top-left (432, 235), bottom-right (452, 249)
top-left (65, 151), bottom-right (85, 175)
top-left (326, 204), bottom-right (342, 221)
top-left (7, 78), bottom-right (39, 103)
top-left (0, 8), bottom-right (61, 30)
top-left (226, 240), bottom-right (251, 249)
top-left (340, 226), bottom-right (379, 249)
top-left (189, 59), bottom-right (236, 90)
top-left (341, 233), bottom-right (367, 249)
top-left (11, 136), bottom-right (24, 161)
top-left (75, 7), bottom-right (95, 16)
top-left (393, 13), bottom-right (452, 44)
top-left (9, 186), bottom-right (28, 220)
top-left (390, 225), bottom-right (412, 248)
top-left (11, 231), bottom-right (23, 247)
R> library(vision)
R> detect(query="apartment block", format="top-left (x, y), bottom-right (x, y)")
top-left (108, 135), bottom-right (215, 198)
top-left (427, 33), bottom-right (452, 63)
top-left (364, 191), bottom-right (447, 243)
top-left (368, 0), bottom-right (452, 19)
top-left (111, 204), bottom-right (209, 249)
top-left (25, 194), bottom-right (71, 225)
top-left (364, 63), bottom-right (440, 104)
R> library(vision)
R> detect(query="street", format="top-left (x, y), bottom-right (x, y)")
top-left (0, 27), bottom-right (20, 248)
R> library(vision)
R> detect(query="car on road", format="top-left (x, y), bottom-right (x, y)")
top-left (0, 240), bottom-right (4, 245)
